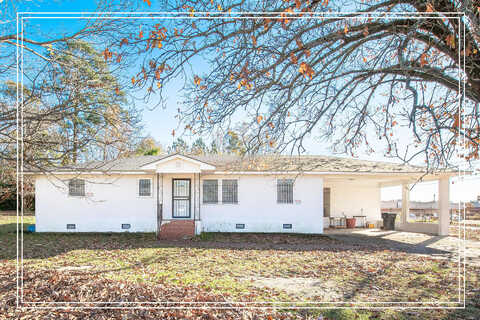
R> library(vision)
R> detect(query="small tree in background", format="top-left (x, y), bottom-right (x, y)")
top-left (135, 136), bottom-right (164, 156)
top-left (168, 138), bottom-right (190, 154)
top-left (191, 138), bottom-right (208, 155)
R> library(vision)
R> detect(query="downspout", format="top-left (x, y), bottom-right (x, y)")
top-left (193, 172), bottom-right (196, 220)
top-left (198, 172), bottom-right (201, 222)
top-left (156, 173), bottom-right (163, 239)
top-left (156, 172), bottom-right (159, 238)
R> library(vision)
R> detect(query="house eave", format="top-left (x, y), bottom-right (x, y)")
top-left (23, 169), bottom-right (463, 177)
top-left (211, 170), bottom-right (460, 176)
top-left (23, 170), bottom-right (154, 175)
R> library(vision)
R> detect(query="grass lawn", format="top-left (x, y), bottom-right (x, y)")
top-left (1, 212), bottom-right (479, 319)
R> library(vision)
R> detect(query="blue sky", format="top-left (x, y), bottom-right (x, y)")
top-left (15, 0), bottom-right (480, 202)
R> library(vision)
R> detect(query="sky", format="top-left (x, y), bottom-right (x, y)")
top-left (14, 0), bottom-right (480, 202)
top-left (381, 176), bottom-right (479, 203)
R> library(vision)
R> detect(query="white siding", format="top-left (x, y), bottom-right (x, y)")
top-left (200, 175), bottom-right (324, 234)
top-left (35, 174), bottom-right (156, 232)
top-left (324, 179), bottom-right (381, 224)
top-left (34, 170), bottom-right (383, 234)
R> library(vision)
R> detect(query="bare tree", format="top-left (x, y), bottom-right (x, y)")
top-left (115, 0), bottom-right (479, 171)
top-left (0, 0), bottom-right (146, 170)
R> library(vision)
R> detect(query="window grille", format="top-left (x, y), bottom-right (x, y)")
top-left (277, 179), bottom-right (294, 204)
top-left (203, 180), bottom-right (218, 203)
top-left (222, 179), bottom-right (238, 204)
top-left (68, 179), bottom-right (85, 197)
top-left (139, 179), bottom-right (152, 197)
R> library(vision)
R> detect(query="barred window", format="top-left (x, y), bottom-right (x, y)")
top-left (203, 180), bottom-right (218, 204)
top-left (138, 179), bottom-right (152, 197)
top-left (222, 180), bottom-right (238, 204)
top-left (277, 179), bottom-right (293, 204)
top-left (68, 179), bottom-right (85, 197)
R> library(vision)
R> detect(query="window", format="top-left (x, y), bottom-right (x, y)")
top-left (66, 224), bottom-right (76, 230)
top-left (138, 179), bottom-right (152, 197)
top-left (222, 179), bottom-right (238, 204)
top-left (121, 224), bottom-right (131, 230)
top-left (68, 179), bottom-right (85, 197)
top-left (203, 180), bottom-right (218, 204)
top-left (283, 224), bottom-right (293, 229)
top-left (277, 179), bottom-right (293, 204)
top-left (235, 223), bottom-right (245, 229)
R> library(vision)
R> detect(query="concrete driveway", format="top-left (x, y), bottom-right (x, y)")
top-left (325, 228), bottom-right (480, 266)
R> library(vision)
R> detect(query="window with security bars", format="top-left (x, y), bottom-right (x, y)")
top-left (138, 179), bottom-right (152, 197)
top-left (203, 180), bottom-right (218, 203)
top-left (277, 179), bottom-right (293, 204)
top-left (68, 179), bottom-right (85, 197)
top-left (222, 180), bottom-right (238, 204)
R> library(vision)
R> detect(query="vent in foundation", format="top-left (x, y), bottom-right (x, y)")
top-left (235, 223), bottom-right (245, 229)
top-left (121, 224), bottom-right (131, 230)
top-left (283, 224), bottom-right (293, 229)
top-left (66, 224), bottom-right (76, 230)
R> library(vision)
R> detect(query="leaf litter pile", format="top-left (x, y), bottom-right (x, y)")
top-left (1, 223), bottom-right (480, 319)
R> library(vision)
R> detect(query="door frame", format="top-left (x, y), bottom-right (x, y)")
top-left (172, 178), bottom-right (192, 218)
top-left (323, 187), bottom-right (331, 217)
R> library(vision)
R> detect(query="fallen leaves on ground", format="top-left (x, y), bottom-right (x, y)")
top-left (1, 212), bottom-right (480, 319)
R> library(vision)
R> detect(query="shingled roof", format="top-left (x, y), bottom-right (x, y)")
top-left (28, 153), bottom-right (456, 174)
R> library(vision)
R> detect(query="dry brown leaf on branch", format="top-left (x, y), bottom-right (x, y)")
top-left (290, 52), bottom-right (298, 64)
top-left (194, 75), bottom-right (202, 86)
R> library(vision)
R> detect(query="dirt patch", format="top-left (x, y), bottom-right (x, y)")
top-left (243, 277), bottom-right (344, 300)
top-left (57, 265), bottom-right (94, 271)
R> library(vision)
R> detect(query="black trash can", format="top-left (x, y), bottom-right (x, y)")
top-left (381, 212), bottom-right (397, 230)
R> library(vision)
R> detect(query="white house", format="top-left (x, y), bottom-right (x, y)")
top-left (27, 153), bottom-right (457, 238)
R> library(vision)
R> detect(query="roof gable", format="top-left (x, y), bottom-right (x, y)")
top-left (140, 154), bottom-right (216, 172)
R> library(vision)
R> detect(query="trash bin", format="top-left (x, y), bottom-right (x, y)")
top-left (346, 218), bottom-right (356, 229)
top-left (381, 213), bottom-right (397, 230)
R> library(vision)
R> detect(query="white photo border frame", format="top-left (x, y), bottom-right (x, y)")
top-left (16, 10), bottom-right (467, 310)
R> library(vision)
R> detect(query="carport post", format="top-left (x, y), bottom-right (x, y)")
top-left (401, 182), bottom-right (409, 226)
top-left (438, 177), bottom-right (450, 236)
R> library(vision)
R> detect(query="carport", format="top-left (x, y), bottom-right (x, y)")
top-left (379, 173), bottom-right (455, 236)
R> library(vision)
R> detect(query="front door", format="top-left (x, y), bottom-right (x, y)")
top-left (172, 179), bottom-right (191, 218)
top-left (323, 188), bottom-right (331, 217)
